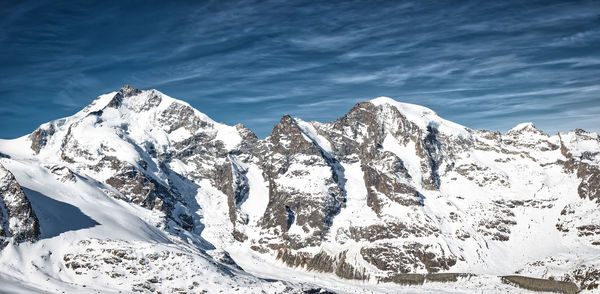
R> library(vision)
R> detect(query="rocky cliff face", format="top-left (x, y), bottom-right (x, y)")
top-left (2, 86), bottom-right (600, 292)
top-left (0, 164), bottom-right (40, 247)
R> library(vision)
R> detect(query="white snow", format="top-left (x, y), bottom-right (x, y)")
top-left (214, 123), bottom-right (243, 150)
top-left (328, 161), bottom-right (380, 235)
top-left (295, 119), bottom-right (334, 155)
top-left (508, 122), bottom-right (536, 133)
top-left (167, 126), bottom-right (192, 142)
top-left (381, 133), bottom-right (423, 187)
top-left (240, 164), bottom-right (269, 226)
top-left (370, 97), bottom-right (471, 137)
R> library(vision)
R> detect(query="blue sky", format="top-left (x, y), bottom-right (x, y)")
top-left (1, 1), bottom-right (599, 138)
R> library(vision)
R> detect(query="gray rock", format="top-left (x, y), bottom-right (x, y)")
top-left (0, 164), bottom-right (41, 247)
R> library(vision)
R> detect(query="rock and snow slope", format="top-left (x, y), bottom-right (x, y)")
top-left (0, 85), bottom-right (599, 293)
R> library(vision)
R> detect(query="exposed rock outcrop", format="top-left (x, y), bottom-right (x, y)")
top-left (0, 164), bottom-right (40, 247)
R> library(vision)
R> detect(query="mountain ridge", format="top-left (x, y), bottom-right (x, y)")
top-left (0, 85), bottom-right (599, 293)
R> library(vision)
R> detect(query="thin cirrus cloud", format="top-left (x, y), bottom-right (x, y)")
top-left (0, 0), bottom-right (599, 139)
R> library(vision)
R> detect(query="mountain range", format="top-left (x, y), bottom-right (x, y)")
top-left (0, 85), bottom-right (598, 293)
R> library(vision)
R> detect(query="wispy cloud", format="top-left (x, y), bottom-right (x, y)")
top-left (1, 1), bottom-right (599, 138)
top-left (297, 98), bottom-right (354, 108)
top-left (331, 74), bottom-right (382, 84)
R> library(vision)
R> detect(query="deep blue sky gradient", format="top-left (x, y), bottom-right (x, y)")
top-left (1, 1), bottom-right (600, 138)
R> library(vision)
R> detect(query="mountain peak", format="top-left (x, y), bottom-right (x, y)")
top-left (119, 84), bottom-right (141, 97)
top-left (105, 85), bottom-right (142, 108)
top-left (369, 96), bottom-right (470, 137)
top-left (280, 114), bottom-right (293, 123)
top-left (507, 122), bottom-right (544, 135)
top-left (269, 114), bottom-right (298, 136)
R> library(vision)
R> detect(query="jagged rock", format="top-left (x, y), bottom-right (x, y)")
top-left (501, 275), bottom-right (578, 294)
top-left (29, 123), bottom-right (55, 154)
top-left (276, 248), bottom-right (368, 281)
top-left (105, 85), bottom-right (142, 108)
top-left (46, 165), bottom-right (77, 182)
top-left (257, 115), bottom-right (343, 247)
top-left (105, 169), bottom-right (173, 211)
top-left (361, 242), bottom-right (456, 274)
top-left (0, 164), bottom-right (41, 247)
top-left (576, 163), bottom-right (600, 203)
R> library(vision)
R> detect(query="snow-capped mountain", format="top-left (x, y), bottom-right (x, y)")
top-left (0, 85), bottom-right (598, 293)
